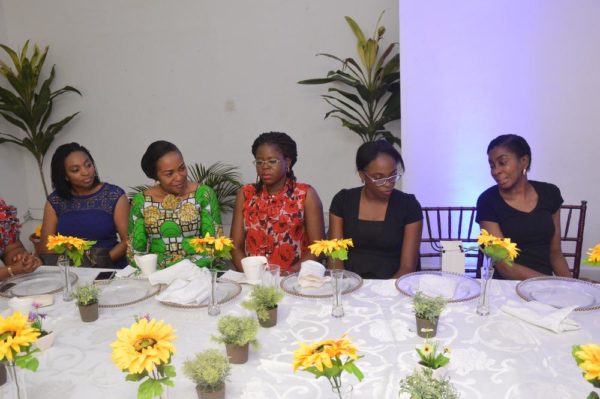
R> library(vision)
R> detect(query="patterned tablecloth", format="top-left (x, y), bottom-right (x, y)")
top-left (0, 267), bottom-right (598, 399)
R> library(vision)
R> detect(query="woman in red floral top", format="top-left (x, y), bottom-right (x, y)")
top-left (1, 198), bottom-right (41, 280)
top-left (231, 132), bottom-right (325, 273)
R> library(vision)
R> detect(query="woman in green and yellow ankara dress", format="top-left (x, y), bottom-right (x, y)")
top-left (128, 141), bottom-right (223, 269)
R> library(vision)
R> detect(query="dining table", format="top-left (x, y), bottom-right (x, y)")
top-left (0, 266), bottom-right (598, 399)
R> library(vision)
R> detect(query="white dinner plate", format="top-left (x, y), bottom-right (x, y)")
top-left (95, 278), bottom-right (161, 308)
top-left (280, 270), bottom-right (363, 298)
top-left (0, 270), bottom-right (78, 298)
top-left (516, 277), bottom-right (600, 311)
top-left (395, 271), bottom-right (480, 303)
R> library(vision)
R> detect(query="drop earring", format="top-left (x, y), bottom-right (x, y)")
top-left (522, 168), bottom-right (527, 176)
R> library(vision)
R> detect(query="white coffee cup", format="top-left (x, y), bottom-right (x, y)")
top-left (9, 297), bottom-right (34, 315)
top-left (134, 254), bottom-right (158, 277)
top-left (241, 256), bottom-right (267, 283)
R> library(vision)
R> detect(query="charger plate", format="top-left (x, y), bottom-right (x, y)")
top-left (395, 271), bottom-right (480, 303)
top-left (516, 276), bottom-right (600, 311)
top-left (95, 278), bottom-right (161, 308)
top-left (0, 270), bottom-right (78, 298)
top-left (280, 270), bottom-right (363, 299)
top-left (158, 278), bottom-right (242, 309)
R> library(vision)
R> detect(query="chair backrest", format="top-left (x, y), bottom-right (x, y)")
top-left (559, 201), bottom-right (587, 279)
top-left (420, 207), bottom-right (480, 275)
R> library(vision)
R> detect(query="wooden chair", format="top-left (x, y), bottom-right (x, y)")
top-left (559, 201), bottom-right (587, 279)
top-left (420, 207), bottom-right (480, 275)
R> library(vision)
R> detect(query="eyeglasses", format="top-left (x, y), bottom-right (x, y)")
top-left (253, 159), bottom-right (281, 168)
top-left (363, 172), bottom-right (402, 186)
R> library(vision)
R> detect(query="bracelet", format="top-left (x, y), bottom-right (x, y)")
top-left (7, 267), bottom-right (14, 277)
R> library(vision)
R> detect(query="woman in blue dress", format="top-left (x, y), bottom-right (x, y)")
top-left (40, 143), bottom-right (130, 268)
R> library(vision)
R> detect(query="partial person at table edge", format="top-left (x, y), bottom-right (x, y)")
top-left (476, 134), bottom-right (571, 280)
top-left (328, 139), bottom-right (423, 279)
top-left (0, 198), bottom-right (42, 280)
top-left (128, 140), bottom-right (223, 270)
top-left (40, 142), bottom-right (129, 268)
top-left (230, 132), bottom-right (325, 275)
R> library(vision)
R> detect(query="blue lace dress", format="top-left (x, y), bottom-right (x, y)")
top-left (48, 183), bottom-right (127, 268)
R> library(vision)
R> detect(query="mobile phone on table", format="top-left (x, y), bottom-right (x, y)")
top-left (0, 282), bottom-right (16, 293)
top-left (94, 271), bottom-right (116, 282)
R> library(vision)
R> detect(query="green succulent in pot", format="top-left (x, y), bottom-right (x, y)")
top-left (0, 40), bottom-right (81, 197)
top-left (242, 285), bottom-right (284, 325)
top-left (183, 349), bottom-right (230, 398)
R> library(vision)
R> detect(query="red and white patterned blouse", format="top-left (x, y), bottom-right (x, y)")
top-left (242, 179), bottom-right (310, 271)
top-left (0, 198), bottom-right (20, 258)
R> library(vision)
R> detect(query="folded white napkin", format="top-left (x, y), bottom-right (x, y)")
top-left (220, 270), bottom-right (246, 283)
top-left (155, 275), bottom-right (211, 305)
top-left (298, 260), bottom-right (331, 288)
top-left (148, 259), bottom-right (206, 286)
top-left (500, 300), bottom-right (580, 333)
top-left (417, 274), bottom-right (458, 299)
top-left (115, 265), bottom-right (137, 278)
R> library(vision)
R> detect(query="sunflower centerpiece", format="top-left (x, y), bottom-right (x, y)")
top-left (111, 317), bottom-right (176, 399)
top-left (293, 333), bottom-right (363, 398)
top-left (0, 312), bottom-right (41, 399)
top-left (585, 244), bottom-right (600, 267)
top-left (474, 229), bottom-right (520, 316)
top-left (572, 344), bottom-right (600, 399)
top-left (46, 234), bottom-right (96, 267)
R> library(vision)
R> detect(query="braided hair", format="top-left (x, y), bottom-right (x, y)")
top-left (251, 132), bottom-right (297, 194)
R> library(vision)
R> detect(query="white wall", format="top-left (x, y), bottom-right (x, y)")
top-left (401, 1), bottom-right (600, 272)
top-left (0, 0), bottom-right (399, 234)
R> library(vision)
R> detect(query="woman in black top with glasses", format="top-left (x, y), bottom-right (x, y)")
top-left (329, 140), bottom-right (423, 279)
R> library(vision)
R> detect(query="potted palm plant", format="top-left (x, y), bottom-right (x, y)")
top-left (183, 349), bottom-right (231, 399)
top-left (74, 284), bottom-right (100, 322)
top-left (413, 292), bottom-right (447, 338)
top-left (241, 285), bottom-right (285, 328)
top-left (298, 12), bottom-right (400, 146)
top-left (0, 41), bottom-right (81, 196)
top-left (211, 315), bottom-right (259, 364)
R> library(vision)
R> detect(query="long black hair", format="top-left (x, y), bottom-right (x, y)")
top-left (251, 132), bottom-right (297, 194)
top-left (50, 143), bottom-right (101, 200)
top-left (141, 140), bottom-right (181, 180)
top-left (487, 134), bottom-right (532, 171)
top-left (355, 139), bottom-right (405, 172)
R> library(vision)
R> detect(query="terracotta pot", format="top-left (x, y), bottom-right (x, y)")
top-left (225, 343), bottom-right (249, 364)
top-left (34, 331), bottom-right (56, 351)
top-left (78, 302), bottom-right (99, 322)
top-left (258, 306), bottom-right (278, 328)
top-left (196, 383), bottom-right (225, 399)
top-left (415, 316), bottom-right (438, 338)
top-left (0, 362), bottom-right (6, 386)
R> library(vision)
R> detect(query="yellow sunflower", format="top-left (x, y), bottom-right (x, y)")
top-left (330, 335), bottom-right (359, 359)
top-left (0, 312), bottom-right (40, 362)
top-left (586, 244), bottom-right (600, 265)
top-left (308, 238), bottom-right (354, 258)
top-left (111, 318), bottom-right (176, 375)
top-left (292, 339), bottom-right (336, 372)
top-left (575, 344), bottom-right (600, 381)
top-left (476, 229), bottom-right (496, 246)
top-left (421, 343), bottom-right (433, 355)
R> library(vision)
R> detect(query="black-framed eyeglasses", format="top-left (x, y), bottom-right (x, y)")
top-left (253, 159), bottom-right (281, 168)
top-left (363, 172), bottom-right (402, 186)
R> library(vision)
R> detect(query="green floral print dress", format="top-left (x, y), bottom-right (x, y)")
top-left (128, 185), bottom-right (222, 269)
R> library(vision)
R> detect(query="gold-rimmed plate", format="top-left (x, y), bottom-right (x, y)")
top-left (95, 278), bottom-right (161, 308)
top-left (516, 276), bottom-right (600, 311)
top-left (395, 271), bottom-right (480, 303)
top-left (0, 270), bottom-right (78, 298)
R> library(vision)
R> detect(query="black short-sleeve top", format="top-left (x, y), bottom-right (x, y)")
top-left (329, 187), bottom-right (423, 279)
top-left (476, 180), bottom-right (563, 277)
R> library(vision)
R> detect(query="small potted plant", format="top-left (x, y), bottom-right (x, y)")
top-left (415, 340), bottom-right (451, 380)
top-left (413, 292), bottom-right (447, 338)
top-left (74, 284), bottom-right (100, 322)
top-left (30, 303), bottom-right (55, 351)
top-left (183, 349), bottom-right (231, 399)
top-left (399, 367), bottom-right (459, 399)
top-left (241, 285), bottom-right (285, 328)
top-left (211, 315), bottom-right (259, 364)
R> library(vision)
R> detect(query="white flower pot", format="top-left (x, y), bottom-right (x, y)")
top-left (34, 331), bottom-right (56, 351)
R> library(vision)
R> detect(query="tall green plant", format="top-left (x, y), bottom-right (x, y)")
top-left (129, 162), bottom-right (242, 213)
top-left (0, 40), bottom-right (81, 196)
top-left (298, 12), bottom-right (400, 146)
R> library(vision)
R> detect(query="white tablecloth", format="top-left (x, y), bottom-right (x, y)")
top-left (1, 267), bottom-right (598, 399)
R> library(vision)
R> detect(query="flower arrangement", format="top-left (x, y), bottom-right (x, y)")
top-left (241, 285), bottom-right (285, 322)
top-left (28, 303), bottom-right (49, 337)
top-left (416, 340), bottom-right (450, 370)
top-left (399, 367), bottom-right (459, 399)
top-left (183, 349), bottom-right (231, 394)
top-left (46, 234), bottom-right (96, 266)
top-left (293, 334), bottom-right (364, 398)
top-left (308, 238), bottom-right (354, 261)
top-left (586, 244), bottom-right (600, 266)
top-left (187, 233), bottom-right (234, 268)
top-left (111, 317), bottom-right (177, 399)
top-left (211, 315), bottom-right (259, 349)
top-left (476, 229), bottom-right (519, 266)
top-left (0, 311), bottom-right (40, 373)
top-left (73, 284), bottom-right (100, 306)
top-left (413, 292), bottom-right (447, 322)
top-left (572, 344), bottom-right (600, 399)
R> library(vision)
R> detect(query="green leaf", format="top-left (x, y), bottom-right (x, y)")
top-left (125, 373), bottom-right (146, 382)
top-left (297, 78), bottom-right (335, 85)
top-left (345, 16), bottom-right (366, 45)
